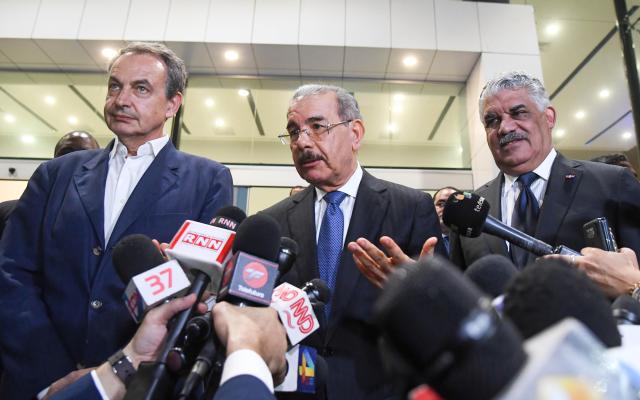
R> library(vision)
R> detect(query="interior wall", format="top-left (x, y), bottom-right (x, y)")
top-left (0, 180), bottom-right (27, 201)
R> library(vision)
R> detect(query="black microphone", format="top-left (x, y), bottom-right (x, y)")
top-left (612, 295), bottom-right (640, 325)
top-left (301, 278), bottom-right (330, 313)
top-left (503, 257), bottom-right (621, 347)
top-left (442, 191), bottom-right (580, 257)
top-left (464, 254), bottom-right (518, 298)
top-left (112, 234), bottom-right (166, 283)
top-left (374, 255), bottom-right (526, 400)
top-left (277, 237), bottom-right (298, 283)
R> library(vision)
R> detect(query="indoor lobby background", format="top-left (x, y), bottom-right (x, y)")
top-left (0, 0), bottom-right (637, 214)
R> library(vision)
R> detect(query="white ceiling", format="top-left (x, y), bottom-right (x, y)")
top-left (0, 0), bottom-right (639, 163)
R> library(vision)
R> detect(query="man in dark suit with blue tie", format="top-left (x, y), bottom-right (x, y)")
top-left (262, 84), bottom-right (445, 399)
top-left (449, 71), bottom-right (640, 269)
top-left (0, 42), bottom-right (232, 399)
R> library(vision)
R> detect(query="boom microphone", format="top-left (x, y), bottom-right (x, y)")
top-left (442, 191), bottom-right (579, 257)
top-left (612, 295), bottom-right (640, 325)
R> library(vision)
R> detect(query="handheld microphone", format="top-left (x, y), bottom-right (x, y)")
top-left (503, 257), bottom-right (621, 347)
top-left (166, 206), bottom-right (247, 292)
top-left (277, 236), bottom-right (298, 283)
top-left (178, 214), bottom-right (282, 399)
top-left (612, 295), bottom-right (640, 325)
top-left (271, 280), bottom-right (325, 346)
top-left (276, 344), bottom-right (328, 396)
top-left (301, 278), bottom-right (330, 311)
top-left (113, 234), bottom-right (190, 323)
top-left (442, 191), bottom-right (580, 257)
top-left (374, 255), bottom-right (526, 400)
top-left (464, 255), bottom-right (518, 298)
top-left (217, 213), bottom-right (281, 306)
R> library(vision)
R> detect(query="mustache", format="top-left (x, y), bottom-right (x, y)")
top-left (499, 131), bottom-right (528, 146)
top-left (296, 150), bottom-right (324, 164)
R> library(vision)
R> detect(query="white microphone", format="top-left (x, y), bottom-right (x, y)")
top-left (271, 282), bottom-right (321, 346)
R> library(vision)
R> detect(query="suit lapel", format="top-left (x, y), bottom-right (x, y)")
top-left (483, 175), bottom-right (510, 257)
top-left (106, 142), bottom-right (180, 248)
top-left (73, 148), bottom-right (111, 248)
top-left (534, 154), bottom-right (582, 248)
top-left (326, 171), bottom-right (388, 343)
top-left (287, 187), bottom-right (318, 286)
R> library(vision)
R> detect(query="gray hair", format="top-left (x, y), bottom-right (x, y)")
top-left (108, 42), bottom-right (187, 99)
top-left (291, 84), bottom-right (362, 120)
top-left (478, 71), bottom-right (550, 118)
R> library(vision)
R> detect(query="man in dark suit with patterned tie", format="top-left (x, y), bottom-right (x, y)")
top-left (262, 84), bottom-right (445, 399)
top-left (449, 71), bottom-right (640, 269)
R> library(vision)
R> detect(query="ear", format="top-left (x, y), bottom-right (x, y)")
top-left (544, 105), bottom-right (556, 130)
top-left (165, 92), bottom-right (183, 119)
top-left (351, 119), bottom-right (365, 152)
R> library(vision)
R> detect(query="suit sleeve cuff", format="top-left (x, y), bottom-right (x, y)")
top-left (90, 370), bottom-right (110, 400)
top-left (219, 349), bottom-right (274, 393)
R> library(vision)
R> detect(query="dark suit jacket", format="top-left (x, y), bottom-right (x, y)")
top-left (0, 199), bottom-right (17, 239)
top-left (450, 153), bottom-right (640, 269)
top-left (49, 372), bottom-right (275, 400)
top-left (0, 141), bottom-right (232, 399)
top-left (262, 170), bottom-right (445, 400)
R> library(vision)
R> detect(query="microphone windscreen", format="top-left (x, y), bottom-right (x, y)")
top-left (112, 234), bottom-right (165, 283)
top-left (374, 255), bottom-right (526, 400)
top-left (306, 278), bottom-right (330, 305)
top-left (442, 191), bottom-right (490, 238)
top-left (209, 205), bottom-right (247, 231)
top-left (612, 295), bottom-right (640, 325)
top-left (504, 257), bottom-right (621, 347)
top-left (280, 236), bottom-right (299, 256)
top-left (465, 255), bottom-right (519, 298)
top-left (232, 213), bottom-right (281, 262)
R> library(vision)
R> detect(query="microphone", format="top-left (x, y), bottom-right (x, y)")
top-left (442, 191), bottom-right (580, 257)
top-left (217, 213), bottom-right (281, 306)
top-left (503, 257), bottom-right (621, 347)
top-left (277, 236), bottom-right (298, 283)
top-left (165, 206), bottom-right (246, 292)
top-left (124, 207), bottom-right (246, 400)
top-left (276, 344), bottom-right (328, 398)
top-left (178, 214), bottom-right (282, 399)
top-left (301, 278), bottom-right (330, 311)
top-left (464, 255), bottom-right (518, 298)
top-left (374, 255), bottom-right (527, 400)
top-left (113, 234), bottom-right (190, 323)
top-left (612, 295), bottom-right (640, 325)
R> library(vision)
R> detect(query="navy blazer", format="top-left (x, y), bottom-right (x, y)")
top-left (450, 153), bottom-right (640, 269)
top-left (0, 141), bottom-right (232, 399)
top-left (263, 170), bottom-right (445, 400)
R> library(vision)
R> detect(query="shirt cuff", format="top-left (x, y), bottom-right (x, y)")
top-left (37, 386), bottom-right (49, 399)
top-left (219, 349), bottom-right (274, 393)
top-left (90, 370), bottom-right (110, 400)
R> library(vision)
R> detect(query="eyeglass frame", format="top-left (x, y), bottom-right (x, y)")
top-left (278, 119), bottom-right (353, 145)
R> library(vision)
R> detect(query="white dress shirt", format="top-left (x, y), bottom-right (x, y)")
top-left (313, 164), bottom-right (363, 245)
top-left (500, 149), bottom-right (557, 248)
top-left (103, 135), bottom-right (170, 243)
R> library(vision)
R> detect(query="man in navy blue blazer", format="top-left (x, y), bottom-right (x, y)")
top-left (0, 42), bottom-right (232, 399)
top-left (49, 297), bottom-right (284, 400)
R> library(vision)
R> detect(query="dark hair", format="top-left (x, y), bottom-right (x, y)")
top-left (109, 42), bottom-right (186, 99)
top-left (434, 186), bottom-right (460, 199)
top-left (590, 153), bottom-right (629, 166)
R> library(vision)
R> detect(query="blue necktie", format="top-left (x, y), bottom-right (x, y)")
top-left (317, 191), bottom-right (347, 317)
top-left (511, 171), bottom-right (539, 267)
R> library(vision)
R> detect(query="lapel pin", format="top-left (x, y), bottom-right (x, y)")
top-left (564, 174), bottom-right (576, 181)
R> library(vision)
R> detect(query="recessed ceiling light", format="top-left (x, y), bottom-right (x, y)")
top-left (21, 135), bottom-right (34, 144)
top-left (4, 113), bottom-right (16, 123)
top-left (555, 128), bottom-right (566, 138)
top-left (68, 116), bottom-right (78, 125)
top-left (458, 146), bottom-right (464, 154)
top-left (393, 93), bottom-right (405, 102)
top-left (402, 55), bottom-right (417, 67)
top-left (214, 118), bottom-right (225, 127)
top-left (391, 104), bottom-right (403, 113)
top-left (622, 131), bottom-right (633, 140)
top-left (387, 123), bottom-right (397, 133)
top-left (101, 47), bottom-right (118, 60)
top-left (598, 89), bottom-right (610, 99)
top-left (545, 22), bottom-right (561, 36)
top-left (574, 110), bottom-right (586, 120)
top-left (44, 95), bottom-right (56, 105)
top-left (238, 89), bottom-right (250, 97)
top-left (205, 98), bottom-right (215, 108)
top-left (224, 50), bottom-right (239, 62)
